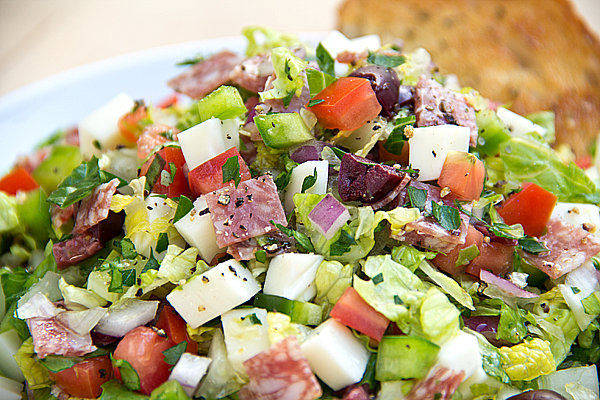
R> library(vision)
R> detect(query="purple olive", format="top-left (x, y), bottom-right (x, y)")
top-left (349, 66), bottom-right (400, 118)
top-left (91, 211), bottom-right (125, 243)
top-left (398, 85), bottom-right (415, 108)
top-left (463, 315), bottom-right (512, 347)
top-left (507, 390), bottom-right (568, 400)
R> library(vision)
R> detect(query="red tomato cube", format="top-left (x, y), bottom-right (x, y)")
top-left (438, 151), bottom-right (485, 201)
top-left (49, 356), bottom-right (112, 399)
top-left (188, 147), bottom-right (251, 197)
top-left (498, 182), bottom-right (558, 237)
top-left (330, 287), bottom-right (390, 341)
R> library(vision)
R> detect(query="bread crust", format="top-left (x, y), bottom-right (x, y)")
top-left (338, 0), bottom-right (600, 157)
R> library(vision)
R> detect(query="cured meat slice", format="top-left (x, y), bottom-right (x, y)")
top-left (415, 76), bottom-right (478, 147)
top-left (520, 218), bottom-right (600, 279)
top-left (206, 175), bottom-right (287, 248)
top-left (227, 231), bottom-right (293, 261)
top-left (239, 336), bottom-right (322, 400)
top-left (74, 178), bottom-right (120, 234)
top-left (168, 50), bottom-right (243, 99)
top-left (51, 204), bottom-right (76, 230)
top-left (53, 232), bottom-right (103, 270)
top-left (405, 367), bottom-right (465, 400)
top-left (28, 317), bottom-right (97, 359)
top-left (230, 54), bottom-right (272, 93)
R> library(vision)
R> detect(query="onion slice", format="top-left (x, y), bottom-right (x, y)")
top-left (94, 299), bottom-right (159, 337)
top-left (308, 194), bottom-right (350, 240)
top-left (480, 270), bottom-right (538, 307)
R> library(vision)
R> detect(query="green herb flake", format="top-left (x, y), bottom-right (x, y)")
top-left (455, 244), bottom-right (481, 267)
top-left (111, 356), bottom-right (141, 391)
top-left (407, 186), bottom-right (427, 212)
top-left (255, 249), bottom-right (267, 264)
top-left (144, 153), bottom-right (167, 191)
top-left (109, 267), bottom-right (124, 293)
top-left (393, 295), bottom-right (404, 305)
top-left (270, 220), bottom-right (315, 253)
top-left (176, 54), bottom-right (204, 66)
top-left (155, 232), bottom-right (169, 254)
top-left (316, 43), bottom-right (335, 77)
top-left (308, 99), bottom-right (325, 107)
top-left (173, 195), bottom-right (194, 224)
top-left (431, 201), bottom-right (461, 231)
top-left (301, 168), bottom-right (318, 193)
top-left (141, 249), bottom-right (160, 273)
top-left (38, 355), bottom-right (82, 373)
top-left (367, 51), bottom-right (406, 68)
top-left (518, 236), bottom-right (549, 255)
top-left (243, 313), bottom-right (263, 325)
top-left (120, 238), bottom-right (138, 259)
top-left (162, 341), bottom-right (187, 367)
top-left (222, 156), bottom-right (241, 188)
top-left (168, 162), bottom-right (177, 183)
top-left (329, 229), bottom-right (357, 256)
top-left (121, 269), bottom-right (137, 287)
top-left (571, 286), bottom-right (582, 295)
top-left (372, 273), bottom-right (384, 285)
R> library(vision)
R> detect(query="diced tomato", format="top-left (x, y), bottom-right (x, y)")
top-left (431, 225), bottom-right (483, 276)
top-left (465, 241), bottom-right (515, 277)
top-left (137, 124), bottom-right (175, 159)
top-left (48, 355), bottom-right (112, 399)
top-left (112, 326), bottom-right (174, 395)
top-left (119, 102), bottom-right (148, 142)
top-left (188, 147), bottom-right (251, 197)
top-left (497, 182), bottom-right (557, 237)
top-left (330, 287), bottom-right (390, 341)
top-left (146, 147), bottom-right (192, 198)
top-left (0, 166), bottom-right (39, 195)
top-left (575, 155), bottom-right (593, 170)
top-left (156, 93), bottom-right (179, 109)
top-left (154, 305), bottom-right (198, 354)
top-left (438, 151), bottom-right (485, 201)
top-left (309, 77), bottom-right (382, 131)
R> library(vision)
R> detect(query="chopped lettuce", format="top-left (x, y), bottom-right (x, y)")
top-left (313, 260), bottom-right (353, 317)
top-left (13, 337), bottom-right (52, 390)
top-left (418, 260), bottom-right (475, 310)
top-left (499, 338), bottom-right (556, 381)
top-left (157, 245), bottom-right (198, 283)
top-left (259, 47), bottom-right (308, 106)
top-left (242, 26), bottom-right (301, 57)
top-left (266, 312), bottom-right (312, 345)
top-left (566, 382), bottom-right (599, 400)
top-left (497, 303), bottom-right (533, 344)
top-left (353, 255), bottom-right (427, 323)
top-left (149, 380), bottom-right (190, 400)
top-left (0, 192), bottom-right (20, 234)
top-left (419, 287), bottom-right (460, 345)
top-left (59, 277), bottom-right (108, 309)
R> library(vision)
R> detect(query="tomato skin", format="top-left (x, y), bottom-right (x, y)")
top-left (330, 287), bottom-right (390, 341)
top-left (465, 241), bottom-right (515, 277)
top-left (437, 151), bottom-right (485, 201)
top-left (48, 356), bottom-right (112, 399)
top-left (309, 77), bottom-right (382, 131)
top-left (0, 166), bottom-right (39, 195)
top-left (497, 182), bottom-right (558, 237)
top-left (154, 305), bottom-right (198, 354)
top-left (112, 326), bottom-right (174, 395)
top-left (152, 147), bottom-right (192, 198)
top-left (432, 225), bottom-right (483, 276)
top-left (119, 103), bottom-right (148, 142)
top-left (188, 147), bottom-right (252, 197)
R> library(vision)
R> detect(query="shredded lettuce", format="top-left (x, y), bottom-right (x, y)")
top-left (259, 47), bottom-right (307, 105)
top-left (59, 277), bottom-right (107, 310)
top-left (149, 380), bottom-right (190, 400)
top-left (418, 260), bottom-right (475, 311)
top-left (313, 260), bottom-right (353, 317)
top-left (242, 26), bottom-right (301, 57)
top-left (157, 245), bottom-right (199, 283)
top-left (13, 337), bottom-right (52, 390)
top-left (0, 192), bottom-right (20, 234)
top-left (499, 338), bottom-right (556, 381)
top-left (266, 312), bottom-right (312, 345)
top-left (420, 287), bottom-right (460, 345)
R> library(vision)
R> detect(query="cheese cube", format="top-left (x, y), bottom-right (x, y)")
top-left (167, 259), bottom-right (260, 328)
top-left (285, 160), bottom-right (329, 212)
top-left (263, 253), bottom-right (323, 301)
top-left (408, 125), bottom-right (470, 181)
top-left (551, 202), bottom-right (600, 237)
top-left (78, 93), bottom-right (134, 159)
top-left (300, 319), bottom-right (370, 391)
top-left (174, 196), bottom-right (223, 262)
top-left (221, 308), bottom-right (270, 374)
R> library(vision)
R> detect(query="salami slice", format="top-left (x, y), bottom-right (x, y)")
top-left (28, 317), bottom-right (97, 359)
top-left (74, 178), bottom-right (120, 234)
top-left (239, 336), bottom-right (322, 400)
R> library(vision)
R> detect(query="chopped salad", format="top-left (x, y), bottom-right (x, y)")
top-left (0, 26), bottom-right (599, 400)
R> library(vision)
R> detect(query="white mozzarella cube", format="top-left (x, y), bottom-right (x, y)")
top-left (435, 331), bottom-right (482, 380)
top-left (300, 319), bottom-right (370, 391)
top-left (168, 353), bottom-right (212, 397)
top-left (178, 117), bottom-right (240, 171)
top-left (285, 160), bottom-right (329, 211)
top-left (551, 202), bottom-right (600, 237)
top-left (496, 107), bottom-right (547, 137)
top-left (0, 376), bottom-right (23, 400)
top-left (408, 125), bottom-right (470, 181)
top-left (78, 93), bottom-right (134, 159)
top-left (263, 253), bottom-right (324, 301)
top-left (320, 31), bottom-right (381, 77)
top-left (167, 259), bottom-right (260, 328)
top-left (0, 330), bottom-right (24, 382)
top-left (221, 308), bottom-right (270, 374)
top-left (174, 196), bottom-right (223, 262)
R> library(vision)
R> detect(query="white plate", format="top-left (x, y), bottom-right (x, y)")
top-left (0, 33), bottom-right (324, 174)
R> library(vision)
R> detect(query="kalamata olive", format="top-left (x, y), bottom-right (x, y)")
top-left (507, 390), bottom-right (568, 400)
top-left (462, 315), bottom-right (512, 347)
top-left (397, 85), bottom-right (415, 107)
top-left (349, 66), bottom-right (400, 118)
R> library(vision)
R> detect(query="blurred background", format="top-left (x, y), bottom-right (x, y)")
top-left (1, 0), bottom-right (599, 96)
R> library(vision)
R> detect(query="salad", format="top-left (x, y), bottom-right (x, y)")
top-left (0, 26), bottom-right (599, 400)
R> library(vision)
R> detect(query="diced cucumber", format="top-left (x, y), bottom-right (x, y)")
top-left (376, 335), bottom-right (440, 381)
top-left (254, 113), bottom-right (314, 149)
top-left (31, 145), bottom-right (82, 194)
top-left (253, 293), bottom-right (322, 326)
top-left (197, 86), bottom-right (246, 122)
top-left (15, 188), bottom-right (52, 245)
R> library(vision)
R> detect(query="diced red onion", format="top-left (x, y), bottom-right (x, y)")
top-left (94, 299), bottom-right (159, 337)
top-left (308, 194), bottom-right (351, 240)
top-left (290, 141), bottom-right (333, 164)
top-left (480, 270), bottom-right (538, 298)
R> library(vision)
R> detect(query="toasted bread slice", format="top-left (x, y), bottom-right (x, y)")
top-left (338, 0), bottom-right (600, 157)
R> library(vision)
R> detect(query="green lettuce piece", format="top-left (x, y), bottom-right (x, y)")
top-left (420, 287), bottom-right (460, 344)
top-left (530, 287), bottom-right (581, 365)
top-left (581, 291), bottom-right (600, 315)
top-left (242, 26), bottom-right (301, 57)
top-left (353, 255), bottom-right (427, 322)
top-left (100, 379), bottom-right (149, 400)
top-left (497, 303), bottom-right (532, 344)
top-left (250, 142), bottom-right (286, 171)
top-left (0, 192), bottom-right (20, 234)
top-left (157, 245), bottom-right (198, 283)
top-left (13, 337), bottom-right (52, 389)
top-left (467, 329), bottom-right (512, 384)
top-left (259, 47), bottom-right (308, 105)
top-left (499, 338), bottom-right (556, 381)
top-left (566, 382), bottom-right (599, 400)
top-left (391, 245), bottom-right (436, 273)
top-left (499, 137), bottom-right (600, 203)
top-left (314, 260), bottom-right (353, 317)
top-left (418, 261), bottom-right (475, 311)
top-left (59, 277), bottom-right (108, 309)
top-left (150, 380), bottom-right (190, 400)
top-left (526, 111), bottom-right (555, 144)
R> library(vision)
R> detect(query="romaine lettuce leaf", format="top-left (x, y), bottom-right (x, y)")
top-left (420, 287), bottom-right (460, 345)
top-left (498, 338), bottom-right (556, 381)
top-left (418, 260), bottom-right (475, 311)
top-left (149, 380), bottom-right (190, 400)
top-left (0, 192), bottom-right (20, 234)
top-left (242, 26), bottom-right (301, 57)
top-left (13, 337), bottom-right (52, 389)
top-left (313, 260), bottom-right (353, 317)
top-left (157, 245), bottom-right (198, 284)
top-left (259, 47), bottom-right (307, 105)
